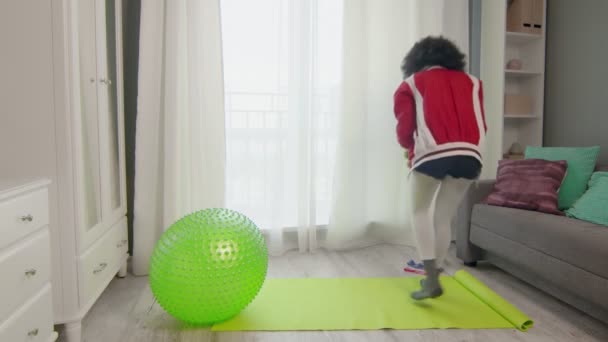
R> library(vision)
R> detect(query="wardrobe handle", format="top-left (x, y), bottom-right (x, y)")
top-left (99, 78), bottom-right (112, 85)
top-left (28, 328), bottom-right (39, 336)
top-left (25, 269), bottom-right (37, 277)
top-left (20, 214), bottom-right (34, 222)
top-left (93, 262), bottom-right (108, 274)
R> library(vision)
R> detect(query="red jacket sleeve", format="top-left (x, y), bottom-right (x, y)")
top-left (393, 82), bottom-right (416, 151)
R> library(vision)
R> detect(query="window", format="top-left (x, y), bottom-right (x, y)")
top-left (221, 0), bottom-right (343, 229)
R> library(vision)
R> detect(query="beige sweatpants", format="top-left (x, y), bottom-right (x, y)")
top-left (408, 171), bottom-right (473, 267)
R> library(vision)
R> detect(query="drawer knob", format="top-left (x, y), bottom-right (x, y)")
top-left (25, 269), bottom-right (37, 277)
top-left (20, 214), bottom-right (34, 222)
top-left (93, 262), bottom-right (108, 274)
top-left (28, 328), bottom-right (39, 336)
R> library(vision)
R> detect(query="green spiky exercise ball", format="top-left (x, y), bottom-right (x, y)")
top-left (149, 208), bottom-right (268, 325)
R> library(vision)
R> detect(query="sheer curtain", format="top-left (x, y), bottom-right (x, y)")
top-left (327, 0), bottom-right (470, 249)
top-left (132, 0), bottom-right (226, 275)
top-left (326, 0), bottom-right (418, 249)
top-left (221, 0), bottom-right (469, 254)
top-left (221, 0), bottom-right (342, 255)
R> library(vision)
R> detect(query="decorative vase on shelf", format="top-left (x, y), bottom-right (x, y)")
top-left (504, 142), bottom-right (525, 160)
top-left (506, 59), bottom-right (523, 70)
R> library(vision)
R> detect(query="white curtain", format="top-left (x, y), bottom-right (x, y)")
top-left (221, 0), bottom-right (469, 253)
top-left (221, 0), bottom-right (343, 255)
top-left (132, 0), bottom-right (226, 276)
top-left (325, 0), bottom-right (418, 249)
top-left (327, 0), bottom-right (470, 248)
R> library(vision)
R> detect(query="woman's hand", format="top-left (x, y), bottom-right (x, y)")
top-left (404, 151), bottom-right (412, 168)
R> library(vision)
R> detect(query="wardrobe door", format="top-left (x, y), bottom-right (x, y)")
top-left (75, 0), bottom-right (104, 239)
top-left (96, 0), bottom-right (126, 232)
top-left (96, 0), bottom-right (127, 228)
top-left (75, 0), bottom-right (126, 251)
top-left (104, 0), bottom-right (127, 222)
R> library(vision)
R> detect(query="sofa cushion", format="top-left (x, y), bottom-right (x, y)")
top-left (525, 146), bottom-right (600, 209)
top-left (471, 204), bottom-right (608, 279)
top-left (566, 174), bottom-right (608, 226)
top-left (588, 171), bottom-right (608, 187)
top-left (483, 159), bottom-right (567, 215)
top-left (596, 165), bottom-right (608, 172)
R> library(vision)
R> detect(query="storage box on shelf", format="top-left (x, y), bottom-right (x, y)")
top-left (507, 0), bottom-right (544, 34)
top-left (504, 94), bottom-right (533, 117)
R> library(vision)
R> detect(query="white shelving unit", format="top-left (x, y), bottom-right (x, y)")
top-left (480, 0), bottom-right (547, 178)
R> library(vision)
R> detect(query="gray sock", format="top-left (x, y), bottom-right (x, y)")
top-left (411, 259), bottom-right (443, 300)
top-left (419, 267), bottom-right (444, 287)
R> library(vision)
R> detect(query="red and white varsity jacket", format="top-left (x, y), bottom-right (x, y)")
top-left (393, 66), bottom-right (487, 169)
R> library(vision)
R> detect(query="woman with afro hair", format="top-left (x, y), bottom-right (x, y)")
top-left (394, 36), bottom-right (487, 300)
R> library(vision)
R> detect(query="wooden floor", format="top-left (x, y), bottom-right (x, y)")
top-left (60, 244), bottom-right (608, 342)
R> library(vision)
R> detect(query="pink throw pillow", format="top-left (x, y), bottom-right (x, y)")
top-left (484, 159), bottom-right (568, 215)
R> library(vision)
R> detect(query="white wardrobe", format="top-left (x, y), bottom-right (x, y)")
top-left (0, 1), bottom-right (128, 341)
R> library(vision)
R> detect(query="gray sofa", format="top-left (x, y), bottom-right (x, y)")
top-left (455, 180), bottom-right (608, 324)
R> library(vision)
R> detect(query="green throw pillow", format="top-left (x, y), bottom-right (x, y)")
top-left (588, 172), bottom-right (608, 188)
top-left (525, 146), bottom-right (600, 209)
top-left (566, 176), bottom-right (608, 226)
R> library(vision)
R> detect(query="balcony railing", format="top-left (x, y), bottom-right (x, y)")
top-left (224, 90), bottom-right (337, 228)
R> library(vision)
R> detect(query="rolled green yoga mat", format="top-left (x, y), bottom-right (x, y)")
top-left (453, 270), bottom-right (533, 331)
top-left (212, 270), bottom-right (533, 332)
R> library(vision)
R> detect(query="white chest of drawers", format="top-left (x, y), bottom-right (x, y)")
top-left (0, 180), bottom-right (57, 342)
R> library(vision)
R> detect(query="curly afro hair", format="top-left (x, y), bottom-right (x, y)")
top-left (401, 36), bottom-right (466, 79)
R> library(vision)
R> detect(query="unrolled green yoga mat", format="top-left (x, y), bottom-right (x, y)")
top-left (212, 270), bottom-right (533, 332)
